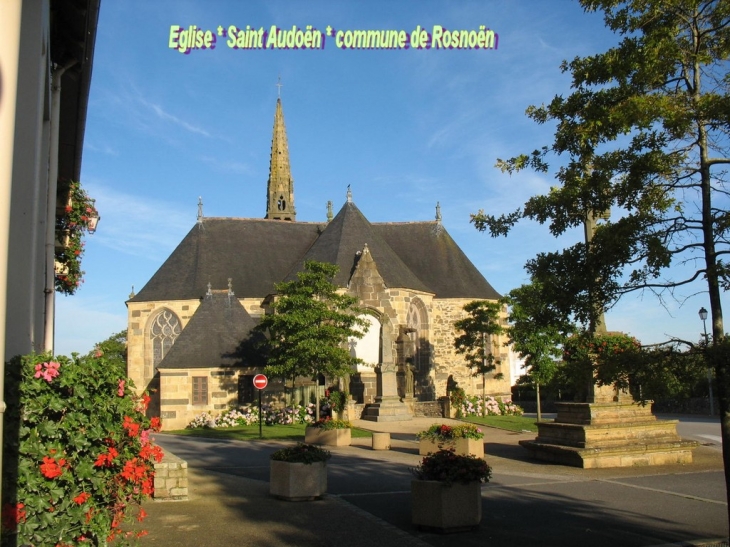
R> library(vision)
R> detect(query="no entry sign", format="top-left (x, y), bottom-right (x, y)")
top-left (253, 374), bottom-right (268, 390)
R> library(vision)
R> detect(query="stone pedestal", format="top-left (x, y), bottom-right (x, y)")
top-left (520, 401), bottom-right (698, 468)
top-left (361, 363), bottom-right (412, 422)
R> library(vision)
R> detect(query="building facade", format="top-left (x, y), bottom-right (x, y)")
top-left (126, 97), bottom-right (511, 429)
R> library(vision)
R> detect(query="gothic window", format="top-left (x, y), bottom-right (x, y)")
top-left (349, 314), bottom-right (381, 370)
top-left (277, 196), bottom-right (286, 210)
top-left (148, 309), bottom-right (181, 376)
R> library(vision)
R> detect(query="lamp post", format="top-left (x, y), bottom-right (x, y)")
top-left (699, 307), bottom-right (714, 416)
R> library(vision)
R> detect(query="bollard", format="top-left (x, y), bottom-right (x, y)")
top-left (372, 432), bottom-right (391, 450)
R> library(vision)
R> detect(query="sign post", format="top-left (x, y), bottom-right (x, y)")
top-left (253, 374), bottom-right (268, 439)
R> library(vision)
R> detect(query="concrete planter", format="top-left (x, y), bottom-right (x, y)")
top-left (411, 480), bottom-right (482, 532)
top-left (304, 426), bottom-right (351, 446)
top-left (418, 437), bottom-right (484, 458)
top-left (269, 460), bottom-right (327, 501)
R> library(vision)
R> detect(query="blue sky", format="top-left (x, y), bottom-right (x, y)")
top-left (55, 1), bottom-right (723, 356)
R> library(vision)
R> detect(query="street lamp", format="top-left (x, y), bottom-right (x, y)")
top-left (698, 307), bottom-right (714, 416)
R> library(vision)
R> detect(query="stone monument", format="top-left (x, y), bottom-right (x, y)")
top-left (520, 209), bottom-right (698, 468)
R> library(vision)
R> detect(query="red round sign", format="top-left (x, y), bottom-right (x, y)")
top-left (252, 374), bottom-right (268, 390)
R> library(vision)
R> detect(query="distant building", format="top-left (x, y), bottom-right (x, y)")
top-left (126, 97), bottom-right (510, 429)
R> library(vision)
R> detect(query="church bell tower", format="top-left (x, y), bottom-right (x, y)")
top-left (265, 96), bottom-right (296, 221)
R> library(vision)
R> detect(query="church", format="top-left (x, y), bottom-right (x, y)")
top-left (126, 96), bottom-right (511, 430)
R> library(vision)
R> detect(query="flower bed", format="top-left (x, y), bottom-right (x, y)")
top-left (2, 352), bottom-right (162, 545)
top-left (417, 424), bottom-right (484, 458)
top-left (186, 403), bottom-right (315, 429)
top-left (305, 418), bottom-right (352, 446)
top-left (458, 395), bottom-right (524, 417)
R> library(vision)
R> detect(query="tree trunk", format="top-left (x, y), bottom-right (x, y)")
top-left (536, 382), bottom-right (542, 423)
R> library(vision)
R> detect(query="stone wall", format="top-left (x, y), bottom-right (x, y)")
top-left (153, 450), bottom-right (188, 501)
top-left (127, 297), bottom-right (264, 398)
top-left (430, 299), bottom-right (511, 399)
top-left (127, 299), bottom-right (200, 397)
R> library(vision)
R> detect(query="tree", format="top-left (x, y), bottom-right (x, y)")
top-left (504, 282), bottom-right (572, 421)
top-left (471, 0), bottom-right (730, 523)
top-left (254, 261), bottom-right (368, 420)
top-left (86, 330), bottom-right (127, 372)
top-left (453, 301), bottom-right (504, 417)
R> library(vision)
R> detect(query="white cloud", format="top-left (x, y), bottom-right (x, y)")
top-left (84, 182), bottom-right (193, 259)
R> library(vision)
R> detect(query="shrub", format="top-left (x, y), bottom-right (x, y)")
top-left (412, 449), bottom-right (492, 485)
top-left (2, 352), bottom-right (162, 546)
top-left (449, 387), bottom-right (467, 417)
top-left (310, 418), bottom-right (352, 430)
top-left (416, 424), bottom-right (484, 442)
top-left (270, 443), bottom-right (331, 464)
top-left (458, 395), bottom-right (523, 417)
top-left (186, 403), bottom-right (314, 429)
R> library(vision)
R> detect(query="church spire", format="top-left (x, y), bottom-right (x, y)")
top-left (265, 94), bottom-right (296, 221)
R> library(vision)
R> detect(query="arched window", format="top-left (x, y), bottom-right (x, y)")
top-left (147, 309), bottom-right (181, 379)
top-left (349, 313), bottom-right (381, 371)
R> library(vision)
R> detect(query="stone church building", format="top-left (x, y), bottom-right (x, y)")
top-left (126, 97), bottom-right (511, 430)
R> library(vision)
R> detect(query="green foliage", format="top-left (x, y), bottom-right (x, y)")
top-left (416, 424), bottom-right (484, 441)
top-left (504, 282), bottom-right (571, 386)
top-left (55, 180), bottom-right (98, 295)
top-left (413, 450), bottom-right (492, 485)
top-left (87, 329), bottom-right (127, 369)
top-left (471, 0), bottom-right (730, 339)
top-left (326, 390), bottom-right (349, 414)
top-left (448, 387), bottom-right (467, 418)
top-left (562, 332), bottom-right (643, 398)
top-left (453, 301), bottom-right (504, 376)
top-left (2, 352), bottom-right (161, 546)
top-left (270, 443), bottom-right (331, 464)
top-left (255, 260), bottom-right (369, 385)
top-left (310, 418), bottom-right (352, 430)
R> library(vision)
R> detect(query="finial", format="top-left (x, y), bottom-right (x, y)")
top-left (227, 277), bottom-right (234, 296)
top-left (129, 285), bottom-right (135, 299)
top-left (347, 184), bottom-right (352, 203)
top-left (206, 281), bottom-right (212, 297)
top-left (197, 196), bottom-right (203, 224)
top-left (327, 201), bottom-right (333, 222)
top-left (276, 75), bottom-right (283, 98)
top-left (362, 243), bottom-right (369, 255)
top-left (436, 202), bottom-right (442, 224)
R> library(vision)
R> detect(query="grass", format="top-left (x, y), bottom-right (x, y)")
top-left (463, 414), bottom-right (540, 433)
top-left (167, 423), bottom-right (373, 441)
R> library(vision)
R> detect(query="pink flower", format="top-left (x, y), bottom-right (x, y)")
top-left (117, 379), bottom-right (125, 397)
top-left (34, 361), bottom-right (60, 383)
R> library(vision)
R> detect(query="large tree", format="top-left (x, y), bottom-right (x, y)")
top-left (255, 261), bottom-right (368, 420)
top-left (453, 300), bottom-right (504, 416)
top-left (471, 0), bottom-right (730, 521)
top-left (504, 282), bottom-right (572, 421)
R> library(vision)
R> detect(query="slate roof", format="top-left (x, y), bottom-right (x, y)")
top-left (286, 201), bottom-right (431, 292)
top-left (157, 290), bottom-right (260, 369)
top-left (131, 218), bottom-right (321, 302)
top-left (374, 221), bottom-right (501, 299)
top-left (131, 201), bottom-right (500, 303)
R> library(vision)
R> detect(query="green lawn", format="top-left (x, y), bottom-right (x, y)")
top-left (463, 414), bottom-right (540, 433)
top-left (167, 423), bottom-right (373, 441)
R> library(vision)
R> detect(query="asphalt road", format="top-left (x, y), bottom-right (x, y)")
top-left (152, 415), bottom-right (729, 547)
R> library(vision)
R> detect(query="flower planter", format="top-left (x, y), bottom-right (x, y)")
top-left (411, 479), bottom-right (482, 532)
top-left (418, 437), bottom-right (484, 458)
top-left (269, 460), bottom-right (327, 501)
top-left (304, 426), bottom-right (351, 446)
